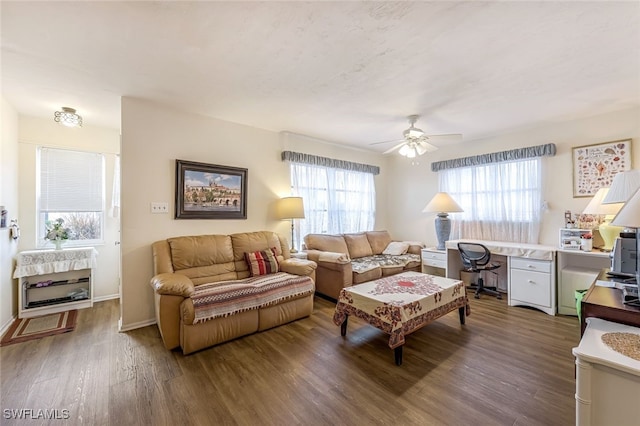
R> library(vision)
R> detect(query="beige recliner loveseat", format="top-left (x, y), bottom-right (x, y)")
top-left (150, 231), bottom-right (317, 354)
top-left (303, 230), bottom-right (423, 300)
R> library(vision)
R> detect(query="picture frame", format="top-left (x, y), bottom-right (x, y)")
top-left (175, 160), bottom-right (247, 219)
top-left (571, 138), bottom-right (632, 198)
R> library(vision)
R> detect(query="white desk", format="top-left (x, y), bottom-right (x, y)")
top-left (446, 239), bottom-right (557, 315)
top-left (557, 249), bottom-right (610, 316)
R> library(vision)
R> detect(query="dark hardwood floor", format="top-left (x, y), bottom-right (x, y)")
top-left (1, 293), bottom-right (580, 425)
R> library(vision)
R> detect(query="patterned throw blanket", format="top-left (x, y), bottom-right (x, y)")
top-left (350, 253), bottom-right (421, 274)
top-left (190, 272), bottom-right (315, 324)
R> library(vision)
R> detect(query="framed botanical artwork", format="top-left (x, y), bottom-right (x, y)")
top-left (572, 138), bottom-right (632, 197)
top-left (175, 160), bottom-right (247, 219)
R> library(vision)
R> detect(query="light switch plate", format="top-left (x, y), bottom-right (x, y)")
top-left (151, 202), bottom-right (169, 214)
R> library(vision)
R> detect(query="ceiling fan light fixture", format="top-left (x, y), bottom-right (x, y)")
top-left (404, 127), bottom-right (424, 139)
top-left (54, 107), bottom-right (83, 128)
top-left (398, 144), bottom-right (411, 156)
top-left (415, 144), bottom-right (428, 156)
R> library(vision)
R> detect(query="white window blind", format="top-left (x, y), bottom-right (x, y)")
top-left (38, 147), bottom-right (105, 247)
top-left (40, 148), bottom-right (104, 212)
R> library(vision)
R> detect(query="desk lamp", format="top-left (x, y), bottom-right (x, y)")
top-left (423, 192), bottom-right (463, 250)
top-left (581, 187), bottom-right (623, 251)
top-left (277, 196), bottom-right (305, 253)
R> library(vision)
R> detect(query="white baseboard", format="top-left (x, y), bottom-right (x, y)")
top-left (93, 293), bottom-right (120, 303)
top-left (118, 317), bottom-right (156, 332)
top-left (0, 314), bottom-right (17, 336)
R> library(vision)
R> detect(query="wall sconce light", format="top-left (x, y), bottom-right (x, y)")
top-left (54, 107), bottom-right (83, 128)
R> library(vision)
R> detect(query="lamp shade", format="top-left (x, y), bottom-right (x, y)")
top-left (582, 188), bottom-right (623, 216)
top-left (602, 170), bottom-right (640, 204)
top-left (277, 197), bottom-right (305, 219)
top-left (611, 189), bottom-right (640, 228)
top-left (422, 192), bottom-right (464, 213)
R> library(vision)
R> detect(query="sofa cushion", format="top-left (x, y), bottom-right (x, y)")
top-left (168, 235), bottom-right (234, 270)
top-left (232, 231), bottom-right (288, 278)
top-left (344, 233), bottom-right (373, 259)
top-left (304, 234), bottom-right (349, 254)
top-left (366, 230), bottom-right (393, 254)
top-left (382, 241), bottom-right (410, 256)
top-left (245, 248), bottom-right (279, 277)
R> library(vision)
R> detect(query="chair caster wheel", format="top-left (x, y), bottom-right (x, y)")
top-left (497, 295), bottom-right (502, 300)
top-left (474, 294), bottom-right (480, 299)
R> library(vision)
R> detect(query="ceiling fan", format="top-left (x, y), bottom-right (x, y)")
top-left (371, 115), bottom-right (462, 158)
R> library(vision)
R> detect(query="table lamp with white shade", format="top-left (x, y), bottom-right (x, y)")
top-left (610, 188), bottom-right (640, 298)
top-left (276, 196), bottom-right (305, 253)
top-left (603, 170), bottom-right (640, 238)
top-left (581, 187), bottom-right (624, 251)
top-left (423, 192), bottom-right (463, 250)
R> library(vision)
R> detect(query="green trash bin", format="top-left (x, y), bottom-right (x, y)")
top-left (575, 289), bottom-right (588, 322)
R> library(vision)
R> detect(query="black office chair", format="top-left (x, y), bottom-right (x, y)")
top-left (458, 242), bottom-right (502, 300)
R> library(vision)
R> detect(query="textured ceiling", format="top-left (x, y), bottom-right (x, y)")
top-left (2, 1), bottom-right (639, 152)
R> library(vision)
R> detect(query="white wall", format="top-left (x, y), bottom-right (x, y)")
top-left (17, 116), bottom-right (121, 301)
top-left (386, 107), bottom-right (640, 247)
top-left (120, 97), bottom-right (387, 329)
top-left (1, 98), bottom-right (20, 332)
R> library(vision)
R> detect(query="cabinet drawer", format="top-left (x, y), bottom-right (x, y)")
top-left (422, 249), bottom-right (446, 269)
top-left (510, 269), bottom-right (551, 307)
top-left (510, 257), bottom-right (552, 273)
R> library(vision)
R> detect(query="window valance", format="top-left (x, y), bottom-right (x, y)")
top-left (282, 151), bottom-right (380, 175)
top-left (431, 143), bottom-right (556, 172)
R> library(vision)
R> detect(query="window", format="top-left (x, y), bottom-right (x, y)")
top-left (38, 147), bottom-right (105, 247)
top-left (290, 163), bottom-right (376, 247)
top-left (440, 157), bottom-right (542, 243)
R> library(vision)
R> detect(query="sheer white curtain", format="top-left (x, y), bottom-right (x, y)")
top-left (290, 163), bottom-right (375, 248)
top-left (440, 158), bottom-right (542, 243)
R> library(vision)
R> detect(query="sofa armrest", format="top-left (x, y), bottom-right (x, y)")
top-left (280, 258), bottom-right (318, 276)
top-left (305, 249), bottom-right (351, 264)
top-left (150, 273), bottom-right (195, 297)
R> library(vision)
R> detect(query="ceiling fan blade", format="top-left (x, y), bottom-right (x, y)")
top-left (369, 138), bottom-right (404, 146)
top-left (382, 141), bottom-right (407, 155)
top-left (417, 140), bottom-right (439, 153)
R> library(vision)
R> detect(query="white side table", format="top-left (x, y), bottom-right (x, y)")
top-left (421, 247), bottom-right (446, 277)
top-left (290, 252), bottom-right (308, 260)
top-left (573, 318), bottom-right (640, 426)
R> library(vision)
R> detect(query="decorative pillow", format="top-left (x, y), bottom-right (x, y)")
top-left (244, 248), bottom-right (279, 276)
top-left (382, 241), bottom-right (410, 256)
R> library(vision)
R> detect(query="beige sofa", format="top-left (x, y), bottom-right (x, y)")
top-left (303, 230), bottom-right (423, 300)
top-left (150, 231), bottom-right (317, 354)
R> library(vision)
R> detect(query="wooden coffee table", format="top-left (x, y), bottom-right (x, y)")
top-left (333, 271), bottom-right (469, 365)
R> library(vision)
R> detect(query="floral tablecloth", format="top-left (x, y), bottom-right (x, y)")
top-left (333, 271), bottom-right (469, 348)
top-left (13, 247), bottom-right (98, 278)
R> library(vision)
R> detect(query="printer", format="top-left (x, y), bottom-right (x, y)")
top-left (610, 236), bottom-right (637, 276)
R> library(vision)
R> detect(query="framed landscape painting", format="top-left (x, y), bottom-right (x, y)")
top-left (572, 139), bottom-right (632, 197)
top-left (175, 160), bottom-right (247, 219)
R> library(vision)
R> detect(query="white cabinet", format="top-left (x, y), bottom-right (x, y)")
top-left (14, 248), bottom-right (97, 319)
top-left (508, 256), bottom-right (556, 315)
top-left (557, 249), bottom-right (610, 316)
top-left (573, 318), bottom-right (640, 426)
top-left (421, 247), bottom-right (446, 277)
